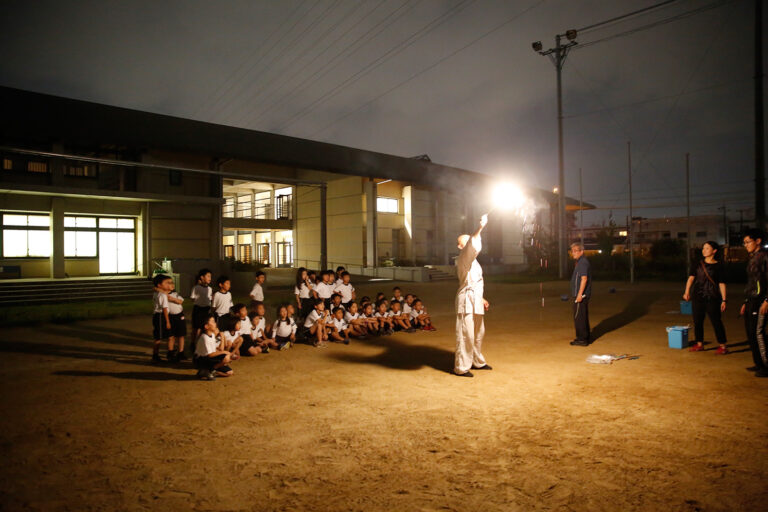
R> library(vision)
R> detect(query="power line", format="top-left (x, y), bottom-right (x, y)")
top-left (215, 0), bottom-right (345, 124)
top-left (192, 0), bottom-right (315, 119)
top-left (576, 0), bottom-right (683, 34)
top-left (275, 0), bottom-right (476, 133)
top-left (226, 0), bottom-right (367, 127)
top-left (304, 0), bottom-right (546, 138)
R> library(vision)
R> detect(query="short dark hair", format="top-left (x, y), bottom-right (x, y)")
top-left (216, 275), bottom-right (230, 286)
top-left (341, 271), bottom-right (350, 278)
top-left (392, 286), bottom-right (401, 291)
top-left (230, 303), bottom-right (246, 315)
top-left (336, 266), bottom-right (345, 272)
top-left (153, 274), bottom-right (172, 287)
top-left (255, 271), bottom-right (265, 278)
top-left (314, 298), bottom-right (324, 307)
top-left (331, 293), bottom-right (341, 300)
top-left (744, 228), bottom-right (764, 243)
top-left (250, 300), bottom-right (263, 311)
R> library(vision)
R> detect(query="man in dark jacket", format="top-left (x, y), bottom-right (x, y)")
top-left (570, 242), bottom-right (592, 346)
top-left (740, 228), bottom-right (768, 378)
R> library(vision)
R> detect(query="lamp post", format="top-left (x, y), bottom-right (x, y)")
top-left (532, 29), bottom-right (578, 279)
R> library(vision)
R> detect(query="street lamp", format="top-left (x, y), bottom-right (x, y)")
top-left (532, 29), bottom-right (578, 279)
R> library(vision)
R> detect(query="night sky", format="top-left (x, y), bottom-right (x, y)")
top-left (1, 0), bottom-right (764, 225)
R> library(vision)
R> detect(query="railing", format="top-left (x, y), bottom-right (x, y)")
top-left (222, 197), bottom-right (292, 220)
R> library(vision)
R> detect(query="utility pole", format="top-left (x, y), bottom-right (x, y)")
top-left (755, 0), bottom-right (765, 230)
top-left (579, 167), bottom-right (584, 247)
top-left (628, 141), bottom-right (634, 284)
top-left (532, 30), bottom-right (578, 279)
top-left (686, 153), bottom-right (691, 274)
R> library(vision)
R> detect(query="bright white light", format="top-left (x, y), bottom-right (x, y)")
top-left (492, 182), bottom-right (526, 211)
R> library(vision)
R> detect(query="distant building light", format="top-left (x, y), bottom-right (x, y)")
top-left (553, 187), bottom-right (559, 194)
top-left (598, 249), bottom-right (602, 254)
top-left (619, 230), bottom-right (628, 236)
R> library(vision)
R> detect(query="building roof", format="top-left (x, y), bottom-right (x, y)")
top-left (0, 86), bottom-right (482, 190)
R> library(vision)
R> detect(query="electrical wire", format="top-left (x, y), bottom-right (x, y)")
top-left (303, 0), bottom-right (546, 138)
top-left (274, 0), bottom-right (477, 133)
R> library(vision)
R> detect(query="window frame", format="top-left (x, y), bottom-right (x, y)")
top-left (1, 213), bottom-right (52, 259)
top-left (376, 197), bottom-right (399, 214)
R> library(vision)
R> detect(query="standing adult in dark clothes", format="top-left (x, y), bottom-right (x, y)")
top-left (569, 243), bottom-right (592, 346)
top-left (740, 229), bottom-right (768, 377)
top-left (683, 241), bottom-right (728, 354)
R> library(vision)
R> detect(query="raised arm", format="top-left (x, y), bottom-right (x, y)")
top-left (472, 214), bottom-right (488, 240)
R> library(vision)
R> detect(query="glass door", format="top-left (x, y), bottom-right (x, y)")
top-left (98, 218), bottom-right (136, 274)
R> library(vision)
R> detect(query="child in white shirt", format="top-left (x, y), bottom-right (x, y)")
top-left (166, 281), bottom-right (186, 362)
top-left (329, 293), bottom-right (345, 314)
top-left (272, 305), bottom-right (297, 350)
top-left (151, 274), bottom-right (172, 363)
top-left (391, 286), bottom-right (405, 307)
top-left (190, 268), bottom-right (213, 342)
top-left (249, 271), bottom-right (266, 309)
top-left (220, 315), bottom-right (243, 359)
top-left (390, 300), bottom-right (415, 333)
top-left (294, 267), bottom-right (313, 319)
top-left (360, 303), bottom-right (380, 333)
top-left (411, 298), bottom-right (436, 331)
top-left (314, 271), bottom-right (334, 309)
top-left (344, 302), bottom-right (368, 338)
top-left (374, 300), bottom-right (395, 335)
top-left (212, 276), bottom-right (233, 320)
top-left (303, 299), bottom-right (329, 347)
top-left (333, 271), bottom-right (356, 308)
top-left (403, 294), bottom-right (415, 315)
top-left (328, 307), bottom-right (351, 344)
top-left (250, 302), bottom-right (278, 352)
top-left (194, 314), bottom-right (233, 380)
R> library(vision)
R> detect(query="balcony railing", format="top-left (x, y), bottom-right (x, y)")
top-left (222, 197), bottom-right (292, 220)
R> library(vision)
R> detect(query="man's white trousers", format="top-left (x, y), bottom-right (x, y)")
top-left (455, 313), bottom-right (486, 374)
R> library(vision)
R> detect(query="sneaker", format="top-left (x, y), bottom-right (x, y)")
top-left (428, 325), bottom-right (437, 331)
top-left (262, 346), bottom-right (270, 354)
top-left (570, 340), bottom-right (589, 346)
top-left (386, 329), bottom-right (394, 335)
top-left (755, 369), bottom-right (768, 378)
top-left (343, 337), bottom-right (350, 345)
top-left (151, 354), bottom-right (162, 363)
top-left (406, 328), bottom-right (416, 333)
top-left (200, 371), bottom-right (215, 381)
top-left (279, 341), bottom-right (290, 351)
top-left (746, 366), bottom-right (759, 371)
top-left (715, 345), bottom-right (728, 355)
top-left (453, 370), bottom-right (474, 378)
top-left (689, 343), bottom-right (704, 352)
top-left (177, 352), bottom-right (188, 361)
top-left (166, 350), bottom-right (177, 362)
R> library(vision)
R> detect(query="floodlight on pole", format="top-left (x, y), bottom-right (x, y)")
top-left (531, 29), bottom-right (578, 279)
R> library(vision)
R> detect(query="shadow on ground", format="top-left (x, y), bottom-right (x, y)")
top-left (591, 291), bottom-right (664, 342)
top-left (53, 370), bottom-right (194, 381)
top-left (328, 333), bottom-right (453, 373)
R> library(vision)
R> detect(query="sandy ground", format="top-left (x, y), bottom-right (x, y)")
top-left (0, 279), bottom-right (766, 512)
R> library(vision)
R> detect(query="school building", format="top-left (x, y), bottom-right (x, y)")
top-left (0, 86), bottom-right (562, 295)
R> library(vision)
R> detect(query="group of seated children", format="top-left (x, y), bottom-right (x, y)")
top-left (151, 267), bottom-right (436, 379)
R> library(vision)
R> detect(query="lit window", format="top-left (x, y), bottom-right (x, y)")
top-left (99, 218), bottom-right (117, 229)
top-left (63, 164), bottom-right (98, 177)
top-left (26, 161), bottom-right (48, 173)
top-left (618, 230), bottom-right (628, 236)
top-left (3, 159), bottom-right (12, 170)
top-left (377, 197), bottom-right (398, 213)
top-left (2, 213), bottom-right (51, 257)
top-left (64, 216), bottom-right (98, 257)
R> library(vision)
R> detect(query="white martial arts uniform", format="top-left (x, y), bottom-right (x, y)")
top-left (454, 233), bottom-right (487, 374)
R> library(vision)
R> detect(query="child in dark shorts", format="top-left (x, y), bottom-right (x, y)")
top-left (194, 314), bottom-right (233, 380)
top-left (271, 305), bottom-right (297, 350)
top-left (167, 280), bottom-right (187, 362)
top-left (151, 274), bottom-right (173, 363)
top-left (190, 268), bottom-right (213, 342)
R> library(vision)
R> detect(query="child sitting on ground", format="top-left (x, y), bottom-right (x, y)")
top-left (249, 271), bottom-right (266, 309)
top-left (328, 307), bottom-right (352, 344)
top-left (250, 301), bottom-right (278, 353)
top-left (344, 302), bottom-right (368, 338)
top-left (333, 271), bottom-right (355, 309)
top-left (242, 312), bottom-right (265, 356)
top-left (220, 315), bottom-right (243, 359)
top-left (194, 314), bottom-right (233, 380)
top-left (403, 294), bottom-right (415, 315)
top-left (390, 300), bottom-right (415, 332)
top-left (375, 292), bottom-right (386, 304)
top-left (166, 280), bottom-right (186, 362)
top-left (303, 299), bottom-right (329, 347)
top-left (374, 300), bottom-right (395, 335)
top-left (212, 275), bottom-right (233, 321)
top-left (391, 286), bottom-right (405, 307)
top-left (151, 274), bottom-right (172, 363)
top-left (360, 302), bottom-right (380, 334)
top-left (329, 293), bottom-right (345, 314)
top-left (410, 298), bottom-right (436, 331)
top-left (271, 305), bottom-right (296, 350)
top-left (231, 303), bottom-right (253, 352)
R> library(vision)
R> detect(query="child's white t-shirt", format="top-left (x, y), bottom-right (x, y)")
top-left (333, 282), bottom-right (354, 302)
top-left (221, 330), bottom-right (239, 346)
top-left (272, 318), bottom-right (297, 337)
top-left (403, 303), bottom-right (412, 314)
top-left (212, 291), bottom-right (233, 316)
top-left (315, 282), bottom-right (333, 299)
top-left (251, 317), bottom-right (266, 339)
top-left (153, 291), bottom-right (169, 313)
top-left (168, 292), bottom-right (184, 315)
top-left (344, 311), bottom-right (360, 322)
top-left (391, 296), bottom-right (405, 305)
top-left (191, 284), bottom-right (212, 307)
top-left (238, 316), bottom-right (252, 337)
top-left (195, 333), bottom-right (218, 357)
top-left (375, 311), bottom-right (392, 318)
top-left (250, 282), bottom-right (264, 301)
top-left (332, 317), bottom-right (348, 331)
top-left (295, 283), bottom-right (311, 299)
top-left (410, 309), bottom-right (421, 320)
top-left (304, 310), bottom-right (322, 328)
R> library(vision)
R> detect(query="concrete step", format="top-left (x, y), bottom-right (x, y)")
top-left (0, 277), bottom-right (154, 306)
top-left (426, 268), bottom-right (456, 281)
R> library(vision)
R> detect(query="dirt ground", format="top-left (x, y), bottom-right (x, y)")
top-left (0, 280), bottom-right (766, 512)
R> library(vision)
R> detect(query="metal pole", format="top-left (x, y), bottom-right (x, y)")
top-left (556, 34), bottom-right (566, 279)
top-left (628, 141), bottom-right (634, 284)
top-left (755, 0), bottom-right (765, 231)
top-left (579, 167), bottom-right (584, 247)
top-left (686, 153), bottom-right (691, 274)
top-left (320, 183), bottom-right (328, 270)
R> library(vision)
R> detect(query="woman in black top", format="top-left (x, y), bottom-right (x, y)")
top-left (683, 241), bottom-right (728, 354)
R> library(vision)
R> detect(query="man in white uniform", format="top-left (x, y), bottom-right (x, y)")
top-left (454, 214), bottom-right (491, 377)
